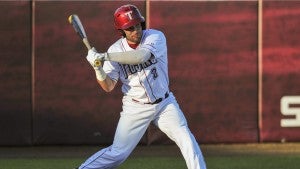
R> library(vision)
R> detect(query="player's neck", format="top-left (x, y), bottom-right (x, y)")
top-left (128, 43), bottom-right (139, 49)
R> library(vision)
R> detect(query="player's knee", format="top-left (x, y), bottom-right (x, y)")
top-left (116, 153), bottom-right (128, 161)
top-left (113, 149), bottom-right (130, 164)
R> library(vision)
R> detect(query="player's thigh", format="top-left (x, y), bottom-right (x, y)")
top-left (113, 106), bottom-right (154, 149)
top-left (154, 102), bottom-right (188, 137)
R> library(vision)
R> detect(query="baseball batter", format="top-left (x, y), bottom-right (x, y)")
top-left (76, 4), bottom-right (206, 169)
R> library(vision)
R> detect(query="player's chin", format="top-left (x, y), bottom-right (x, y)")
top-left (131, 37), bottom-right (140, 44)
top-left (134, 35), bottom-right (142, 43)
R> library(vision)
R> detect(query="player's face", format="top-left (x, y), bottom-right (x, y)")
top-left (123, 23), bottom-right (142, 44)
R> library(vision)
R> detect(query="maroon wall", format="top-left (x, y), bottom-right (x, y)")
top-left (261, 1), bottom-right (300, 142)
top-left (0, 1), bottom-right (32, 145)
top-left (1, 1), bottom-right (300, 145)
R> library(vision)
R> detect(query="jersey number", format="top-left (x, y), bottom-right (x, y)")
top-left (151, 67), bottom-right (158, 80)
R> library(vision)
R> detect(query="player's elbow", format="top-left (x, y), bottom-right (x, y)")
top-left (97, 78), bottom-right (116, 92)
top-left (99, 84), bottom-right (114, 93)
top-left (138, 48), bottom-right (152, 63)
top-left (102, 86), bottom-right (114, 92)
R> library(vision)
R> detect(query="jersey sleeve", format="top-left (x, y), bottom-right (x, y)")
top-left (102, 43), bottom-right (123, 82)
top-left (139, 30), bottom-right (167, 59)
top-left (102, 61), bottom-right (119, 82)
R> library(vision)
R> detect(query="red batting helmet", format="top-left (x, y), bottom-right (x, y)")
top-left (114, 4), bottom-right (145, 30)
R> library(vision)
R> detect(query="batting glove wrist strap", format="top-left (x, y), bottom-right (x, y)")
top-left (94, 67), bottom-right (107, 81)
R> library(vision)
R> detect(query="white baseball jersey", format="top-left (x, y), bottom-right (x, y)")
top-left (103, 29), bottom-right (169, 103)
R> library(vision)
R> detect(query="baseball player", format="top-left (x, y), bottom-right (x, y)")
top-left (76, 4), bottom-right (206, 169)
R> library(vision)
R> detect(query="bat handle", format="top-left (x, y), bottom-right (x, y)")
top-left (83, 38), bottom-right (92, 50)
top-left (83, 38), bottom-right (101, 66)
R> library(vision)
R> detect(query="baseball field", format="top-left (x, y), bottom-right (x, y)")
top-left (1, 143), bottom-right (300, 169)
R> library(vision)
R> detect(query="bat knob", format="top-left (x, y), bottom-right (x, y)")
top-left (94, 59), bottom-right (101, 67)
top-left (68, 15), bottom-right (74, 24)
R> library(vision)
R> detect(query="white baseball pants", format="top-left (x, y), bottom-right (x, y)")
top-left (78, 93), bottom-right (206, 169)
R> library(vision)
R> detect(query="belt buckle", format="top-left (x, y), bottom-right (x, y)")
top-left (151, 98), bottom-right (162, 104)
top-left (150, 92), bottom-right (169, 104)
top-left (133, 92), bottom-right (169, 105)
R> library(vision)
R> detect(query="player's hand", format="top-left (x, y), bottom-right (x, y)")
top-left (86, 47), bottom-right (106, 67)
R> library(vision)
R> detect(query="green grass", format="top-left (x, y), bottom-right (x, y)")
top-left (119, 157), bottom-right (186, 169)
top-left (1, 144), bottom-right (300, 169)
top-left (206, 155), bottom-right (300, 169)
top-left (0, 158), bottom-right (82, 169)
top-left (1, 155), bottom-right (300, 169)
top-left (0, 157), bottom-right (185, 169)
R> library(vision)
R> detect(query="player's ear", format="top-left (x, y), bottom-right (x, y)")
top-left (118, 30), bottom-right (126, 37)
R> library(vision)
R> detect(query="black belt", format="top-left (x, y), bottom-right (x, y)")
top-left (146, 92), bottom-right (169, 105)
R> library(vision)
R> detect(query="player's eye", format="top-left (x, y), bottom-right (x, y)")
top-left (125, 24), bottom-right (141, 32)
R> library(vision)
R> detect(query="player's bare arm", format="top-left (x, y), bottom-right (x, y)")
top-left (96, 74), bottom-right (116, 92)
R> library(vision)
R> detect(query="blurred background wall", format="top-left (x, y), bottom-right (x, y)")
top-left (0, 0), bottom-right (300, 146)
